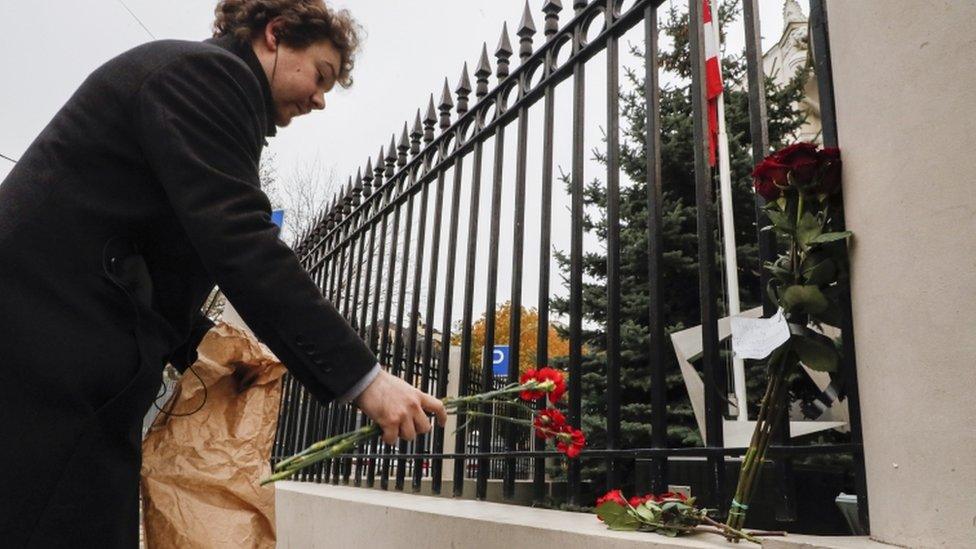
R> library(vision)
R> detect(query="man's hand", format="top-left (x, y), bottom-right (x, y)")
top-left (353, 368), bottom-right (447, 446)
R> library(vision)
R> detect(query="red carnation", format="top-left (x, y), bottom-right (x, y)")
top-left (519, 369), bottom-right (546, 401)
top-left (555, 426), bottom-right (586, 458)
top-left (596, 489), bottom-right (627, 507)
top-left (537, 367), bottom-right (567, 403)
top-left (533, 408), bottom-right (567, 439)
top-left (519, 367), bottom-right (567, 403)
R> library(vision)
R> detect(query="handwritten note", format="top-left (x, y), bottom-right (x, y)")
top-left (730, 308), bottom-right (791, 360)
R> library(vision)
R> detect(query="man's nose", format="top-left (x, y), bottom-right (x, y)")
top-left (311, 91), bottom-right (325, 111)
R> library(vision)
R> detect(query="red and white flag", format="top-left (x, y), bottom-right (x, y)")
top-left (702, 0), bottom-right (724, 167)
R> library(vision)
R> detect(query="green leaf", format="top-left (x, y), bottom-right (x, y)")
top-left (596, 503), bottom-right (641, 531)
top-left (801, 252), bottom-right (837, 286)
top-left (796, 212), bottom-right (822, 249)
top-left (765, 208), bottom-right (794, 233)
top-left (792, 332), bottom-right (839, 372)
top-left (634, 503), bottom-right (658, 522)
top-left (809, 231), bottom-right (852, 245)
top-left (782, 285), bottom-right (829, 314)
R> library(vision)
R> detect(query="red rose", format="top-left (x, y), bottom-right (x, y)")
top-left (533, 408), bottom-right (567, 439)
top-left (773, 142), bottom-right (820, 188)
top-left (596, 489), bottom-right (627, 507)
top-left (658, 491), bottom-right (688, 501)
top-left (752, 157), bottom-right (790, 201)
top-left (815, 147), bottom-right (842, 195)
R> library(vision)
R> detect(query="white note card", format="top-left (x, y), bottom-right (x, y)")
top-left (730, 308), bottom-right (791, 360)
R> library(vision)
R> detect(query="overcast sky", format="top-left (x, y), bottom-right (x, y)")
top-left (0, 0), bottom-right (796, 330)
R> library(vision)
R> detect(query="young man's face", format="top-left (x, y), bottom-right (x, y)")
top-left (267, 39), bottom-right (341, 127)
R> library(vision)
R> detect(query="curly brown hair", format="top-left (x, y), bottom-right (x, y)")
top-left (212, 0), bottom-right (361, 88)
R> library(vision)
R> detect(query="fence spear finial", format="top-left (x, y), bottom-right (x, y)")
top-left (475, 42), bottom-right (492, 99)
top-left (424, 94), bottom-right (438, 142)
top-left (385, 135), bottom-right (397, 177)
top-left (518, 1), bottom-right (537, 61)
top-left (456, 62), bottom-right (472, 115)
top-left (352, 169), bottom-right (363, 207)
top-left (362, 157), bottom-right (374, 197)
top-left (438, 78), bottom-right (454, 130)
top-left (495, 22), bottom-right (513, 79)
top-left (397, 122), bottom-right (409, 167)
top-left (543, 0), bottom-right (562, 40)
top-left (410, 109), bottom-right (423, 154)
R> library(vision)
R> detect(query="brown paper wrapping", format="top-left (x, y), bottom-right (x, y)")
top-left (141, 322), bottom-right (286, 549)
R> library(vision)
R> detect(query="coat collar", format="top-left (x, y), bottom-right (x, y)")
top-left (206, 34), bottom-right (278, 138)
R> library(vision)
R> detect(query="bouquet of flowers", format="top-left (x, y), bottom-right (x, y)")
top-left (595, 490), bottom-right (782, 544)
top-left (262, 367), bottom-right (584, 485)
top-left (726, 142), bottom-right (851, 536)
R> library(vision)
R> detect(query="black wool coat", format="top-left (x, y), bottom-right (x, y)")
top-left (0, 35), bottom-right (376, 547)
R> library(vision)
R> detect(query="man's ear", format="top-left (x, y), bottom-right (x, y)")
top-left (262, 16), bottom-right (286, 51)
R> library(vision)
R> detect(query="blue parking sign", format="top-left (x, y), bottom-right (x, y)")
top-left (491, 345), bottom-right (510, 377)
top-left (271, 209), bottom-right (285, 228)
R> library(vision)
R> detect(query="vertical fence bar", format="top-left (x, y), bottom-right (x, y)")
top-left (431, 75), bottom-right (468, 490)
top-left (352, 166), bottom-right (375, 486)
top-left (604, 0), bottom-right (622, 491)
top-left (688, 0), bottom-right (726, 513)
top-left (503, 5), bottom-right (536, 500)
top-left (403, 117), bottom-right (431, 491)
top-left (567, 0), bottom-right (588, 507)
top-left (453, 44), bottom-right (492, 498)
top-left (365, 154), bottom-right (388, 488)
top-left (809, 0), bottom-right (869, 531)
top-left (414, 96), bottom-right (444, 492)
top-left (378, 141), bottom-right (402, 491)
top-left (643, 1), bottom-right (669, 495)
top-left (393, 131), bottom-right (418, 491)
top-left (476, 24), bottom-right (512, 501)
top-left (532, 0), bottom-right (561, 505)
top-left (740, 0), bottom-right (796, 522)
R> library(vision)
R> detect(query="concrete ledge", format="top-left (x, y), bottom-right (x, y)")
top-left (276, 481), bottom-right (734, 548)
top-left (275, 482), bottom-right (894, 549)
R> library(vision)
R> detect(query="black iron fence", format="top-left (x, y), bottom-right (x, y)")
top-left (271, 0), bottom-right (867, 530)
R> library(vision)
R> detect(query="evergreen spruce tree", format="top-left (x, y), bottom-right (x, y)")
top-left (549, 2), bottom-right (808, 488)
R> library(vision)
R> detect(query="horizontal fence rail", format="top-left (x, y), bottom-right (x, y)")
top-left (272, 0), bottom-right (867, 528)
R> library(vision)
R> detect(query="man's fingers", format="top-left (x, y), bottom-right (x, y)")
top-left (421, 392), bottom-right (448, 428)
top-left (399, 416), bottom-right (417, 442)
top-left (382, 423), bottom-right (398, 446)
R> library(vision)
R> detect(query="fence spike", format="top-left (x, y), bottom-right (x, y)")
top-left (439, 78), bottom-right (454, 130)
top-left (543, 0), bottom-right (562, 39)
top-left (422, 96), bottom-right (436, 144)
top-left (456, 62), bottom-right (472, 115)
top-left (385, 135), bottom-right (397, 177)
top-left (397, 122), bottom-right (409, 167)
top-left (352, 169), bottom-right (363, 207)
top-left (518, 1), bottom-right (537, 61)
top-left (362, 157), bottom-right (374, 197)
top-left (495, 22), bottom-right (513, 79)
top-left (475, 43), bottom-right (492, 99)
top-left (410, 109), bottom-right (423, 154)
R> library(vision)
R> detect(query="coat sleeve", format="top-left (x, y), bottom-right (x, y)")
top-left (135, 50), bottom-right (377, 404)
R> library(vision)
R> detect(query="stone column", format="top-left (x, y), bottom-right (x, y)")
top-left (827, 2), bottom-right (976, 546)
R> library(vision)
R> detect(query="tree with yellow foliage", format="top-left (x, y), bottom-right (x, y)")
top-left (452, 301), bottom-right (570, 376)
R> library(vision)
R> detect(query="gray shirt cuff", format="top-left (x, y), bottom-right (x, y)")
top-left (337, 362), bottom-right (381, 404)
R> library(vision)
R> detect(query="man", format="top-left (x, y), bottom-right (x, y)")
top-left (0, 1), bottom-right (446, 546)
